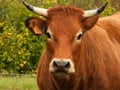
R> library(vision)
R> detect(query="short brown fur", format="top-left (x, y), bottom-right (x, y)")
top-left (25, 6), bottom-right (120, 90)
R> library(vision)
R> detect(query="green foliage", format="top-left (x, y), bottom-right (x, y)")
top-left (0, 0), bottom-right (118, 74)
top-left (0, 0), bottom-right (46, 74)
top-left (101, 1), bottom-right (117, 16)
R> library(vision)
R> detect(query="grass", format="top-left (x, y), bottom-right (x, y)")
top-left (0, 76), bottom-right (38, 90)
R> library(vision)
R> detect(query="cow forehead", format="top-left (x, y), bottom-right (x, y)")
top-left (47, 16), bottom-right (83, 37)
top-left (46, 6), bottom-right (84, 38)
top-left (48, 24), bottom-right (82, 41)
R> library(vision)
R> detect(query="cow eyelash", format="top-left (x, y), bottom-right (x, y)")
top-left (45, 32), bottom-right (51, 39)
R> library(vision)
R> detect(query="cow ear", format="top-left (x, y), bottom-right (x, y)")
top-left (83, 15), bottom-right (99, 32)
top-left (25, 17), bottom-right (46, 35)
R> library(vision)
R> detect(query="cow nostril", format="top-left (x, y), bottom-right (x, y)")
top-left (65, 62), bottom-right (70, 69)
top-left (53, 61), bottom-right (58, 67)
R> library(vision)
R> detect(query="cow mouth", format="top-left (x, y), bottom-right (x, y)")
top-left (50, 68), bottom-right (75, 77)
top-left (50, 68), bottom-right (68, 74)
top-left (49, 66), bottom-right (75, 75)
top-left (52, 71), bottom-right (70, 77)
top-left (54, 72), bottom-right (67, 75)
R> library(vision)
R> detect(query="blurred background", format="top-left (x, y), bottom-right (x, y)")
top-left (0, 0), bottom-right (119, 75)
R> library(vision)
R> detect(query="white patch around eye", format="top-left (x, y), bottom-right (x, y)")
top-left (75, 30), bottom-right (83, 42)
top-left (46, 28), bottom-right (53, 40)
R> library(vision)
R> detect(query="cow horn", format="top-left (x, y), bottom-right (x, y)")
top-left (22, 0), bottom-right (48, 16)
top-left (83, 2), bottom-right (108, 18)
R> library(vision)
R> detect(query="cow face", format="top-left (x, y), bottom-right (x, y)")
top-left (46, 13), bottom-right (83, 75)
top-left (25, 11), bottom-right (99, 75)
top-left (23, 1), bottom-right (107, 75)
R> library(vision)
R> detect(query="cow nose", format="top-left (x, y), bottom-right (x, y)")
top-left (49, 59), bottom-right (75, 74)
top-left (53, 60), bottom-right (70, 69)
top-left (52, 60), bottom-right (71, 73)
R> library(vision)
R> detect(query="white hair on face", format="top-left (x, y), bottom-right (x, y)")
top-left (75, 28), bottom-right (83, 42)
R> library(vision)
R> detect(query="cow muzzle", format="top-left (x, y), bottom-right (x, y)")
top-left (49, 58), bottom-right (75, 75)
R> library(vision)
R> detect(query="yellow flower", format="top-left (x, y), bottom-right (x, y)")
top-left (23, 61), bottom-right (27, 65)
top-left (35, 70), bottom-right (37, 73)
top-left (6, 33), bottom-right (12, 38)
top-left (20, 64), bottom-right (24, 68)
top-left (3, 52), bottom-right (7, 56)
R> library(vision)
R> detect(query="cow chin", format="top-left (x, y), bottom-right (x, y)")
top-left (49, 58), bottom-right (75, 76)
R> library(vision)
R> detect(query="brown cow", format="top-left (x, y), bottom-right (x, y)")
top-left (22, 1), bottom-right (120, 90)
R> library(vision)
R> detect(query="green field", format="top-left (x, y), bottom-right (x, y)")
top-left (0, 76), bottom-right (38, 90)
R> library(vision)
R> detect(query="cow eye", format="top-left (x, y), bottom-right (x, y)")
top-left (76, 33), bottom-right (82, 40)
top-left (45, 32), bottom-right (51, 39)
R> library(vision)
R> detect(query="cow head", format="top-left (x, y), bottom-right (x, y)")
top-left (22, 0), bottom-right (107, 75)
